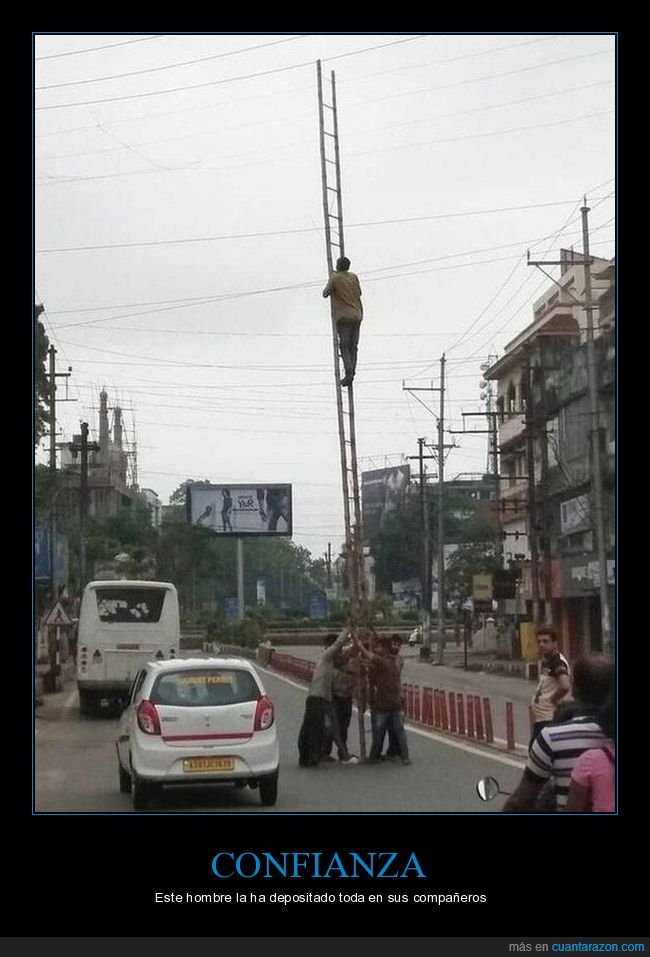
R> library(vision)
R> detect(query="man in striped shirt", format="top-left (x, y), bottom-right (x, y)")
top-left (502, 655), bottom-right (615, 812)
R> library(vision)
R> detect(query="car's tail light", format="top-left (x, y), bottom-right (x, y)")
top-left (254, 695), bottom-right (274, 731)
top-left (137, 699), bottom-right (161, 735)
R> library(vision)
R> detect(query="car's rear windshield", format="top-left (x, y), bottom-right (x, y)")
top-left (151, 668), bottom-right (261, 707)
top-left (95, 587), bottom-right (167, 623)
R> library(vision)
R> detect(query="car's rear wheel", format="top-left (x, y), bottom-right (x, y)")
top-left (132, 775), bottom-right (158, 811)
top-left (259, 772), bottom-right (278, 806)
top-left (118, 760), bottom-right (131, 794)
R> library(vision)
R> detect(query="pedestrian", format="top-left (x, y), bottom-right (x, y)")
top-left (298, 630), bottom-right (358, 767)
top-left (357, 635), bottom-right (411, 765)
top-left (383, 634), bottom-right (405, 760)
top-left (502, 654), bottom-right (614, 813)
top-left (529, 624), bottom-right (571, 745)
top-left (565, 689), bottom-right (616, 813)
top-left (322, 256), bottom-right (363, 387)
top-left (323, 647), bottom-right (357, 762)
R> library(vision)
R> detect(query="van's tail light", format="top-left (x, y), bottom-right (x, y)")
top-left (254, 695), bottom-right (274, 731)
top-left (137, 700), bottom-right (161, 735)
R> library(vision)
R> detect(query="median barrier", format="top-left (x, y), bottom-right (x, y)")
top-left (265, 650), bottom-right (517, 755)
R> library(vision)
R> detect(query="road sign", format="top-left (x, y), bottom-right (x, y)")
top-left (44, 602), bottom-right (71, 627)
top-left (472, 574), bottom-right (493, 600)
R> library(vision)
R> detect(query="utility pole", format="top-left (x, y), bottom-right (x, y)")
top-left (522, 349), bottom-right (541, 625)
top-left (325, 542), bottom-right (332, 588)
top-left (436, 355), bottom-right (447, 665)
top-left (44, 344), bottom-right (74, 595)
top-left (407, 439), bottom-right (436, 660)
top-left (581, 199), bottom-right (612, 653)
top-left (526, 211), bottom-right (612, 652)
top-left (68, 423), bottom-right (100, 592)
top-left (404, 364), bottom-right (455, 663)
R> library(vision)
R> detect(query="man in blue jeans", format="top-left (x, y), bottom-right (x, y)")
top-left (357, 635), bottom-right (411, 765)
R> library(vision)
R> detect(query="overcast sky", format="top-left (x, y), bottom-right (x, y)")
top-left (34, 32), bottom-right (615, 562)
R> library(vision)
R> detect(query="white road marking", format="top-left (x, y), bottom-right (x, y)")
top-left (256, 664), bottom-right (527, 770)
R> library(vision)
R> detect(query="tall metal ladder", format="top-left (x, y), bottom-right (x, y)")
top-left (317, 61), bottom-right (368, 758)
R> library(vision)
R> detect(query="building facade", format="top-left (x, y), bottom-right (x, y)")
top-left (485, 252), bottom-right (615, 657)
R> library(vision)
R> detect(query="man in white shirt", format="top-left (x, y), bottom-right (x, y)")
top-left (530, 624), bottom-right (571, 745)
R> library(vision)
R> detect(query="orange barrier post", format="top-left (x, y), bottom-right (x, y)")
top-left (506, 702), bottom-right (515, 751)
top-left (414, 686), bottom-right (421, 722)
top-left (440, 690), bottom-right (449, 731)
top-left (448, 692), bottom-right (457, 733)
top-left (406, 684), bottom-right (414, 720)
top-left (483, 697), bottom-right (494, 743)
top-left (422, 687), bottom-right (433, 725)
top-left (457, 693), bottom-right (466, 735)
top-left (433, 690), bottom-right (441, 728)
top-left (474, 696), bottom-right (484, 740)
top-left (466, 694), bottom-right (475, 738)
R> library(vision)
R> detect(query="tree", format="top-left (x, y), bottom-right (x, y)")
top-left (34, 304), bottom-right (50, 446)
top-left (445, 541), bottom-right (501, 617)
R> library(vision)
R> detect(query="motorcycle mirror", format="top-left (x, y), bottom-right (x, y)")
top-left (476, 776), bottom-right (503, 801)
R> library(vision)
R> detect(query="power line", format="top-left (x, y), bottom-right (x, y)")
top-left (34, 198), bottom-right (599, 253)
top-left (36, 35), bottom-right (311, 89)
top-left (348, 109), bottom-right (614, 160)
top-left (35, 35), bottom-right (427, 112)
top-left (35, 35), bottom-right (166, 60)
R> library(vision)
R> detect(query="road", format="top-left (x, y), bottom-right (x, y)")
top-left (35, 662), bottom-right (525, 814)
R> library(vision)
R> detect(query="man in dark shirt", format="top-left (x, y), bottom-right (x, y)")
top-left (358, 636), bottom-right (411, 765)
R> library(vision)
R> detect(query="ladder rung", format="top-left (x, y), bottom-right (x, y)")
top-left (324, 130), bottom-right (336, 138)
top-left (326, 186), bottom-right (339, 193)
top-left (325, 158), bottom-right (337, 166)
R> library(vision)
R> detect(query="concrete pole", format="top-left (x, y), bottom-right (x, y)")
top-left (581, 199), bottom-right (612, 654)
top-left (418, 437), bottom-right (431, 660)
top-left (436, 355), bottom-right (447, 665)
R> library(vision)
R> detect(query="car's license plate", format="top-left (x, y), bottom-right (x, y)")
top-left (183, 757), bottom-right (235, 772)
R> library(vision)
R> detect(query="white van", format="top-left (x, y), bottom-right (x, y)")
top-left (77, 580), bottom-right (180, 715)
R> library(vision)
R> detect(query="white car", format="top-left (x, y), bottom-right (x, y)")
top-left (116, 657), bottom-right (279, 811)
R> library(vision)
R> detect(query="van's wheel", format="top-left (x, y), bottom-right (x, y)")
top-left (118, 761), bottom-right (131, 794)
top-left (259, 772), bottom-right (278, 806)
top-left (132, 775), bottom-right (158, 811)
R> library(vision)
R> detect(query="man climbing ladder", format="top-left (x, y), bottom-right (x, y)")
top-left (323, 256), bottom-right (363, 387)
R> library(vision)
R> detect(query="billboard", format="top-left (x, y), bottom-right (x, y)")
top-left (187, 483), bottom-right (292, 536)
top-left (361, 465), bottom-right (410, 543)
